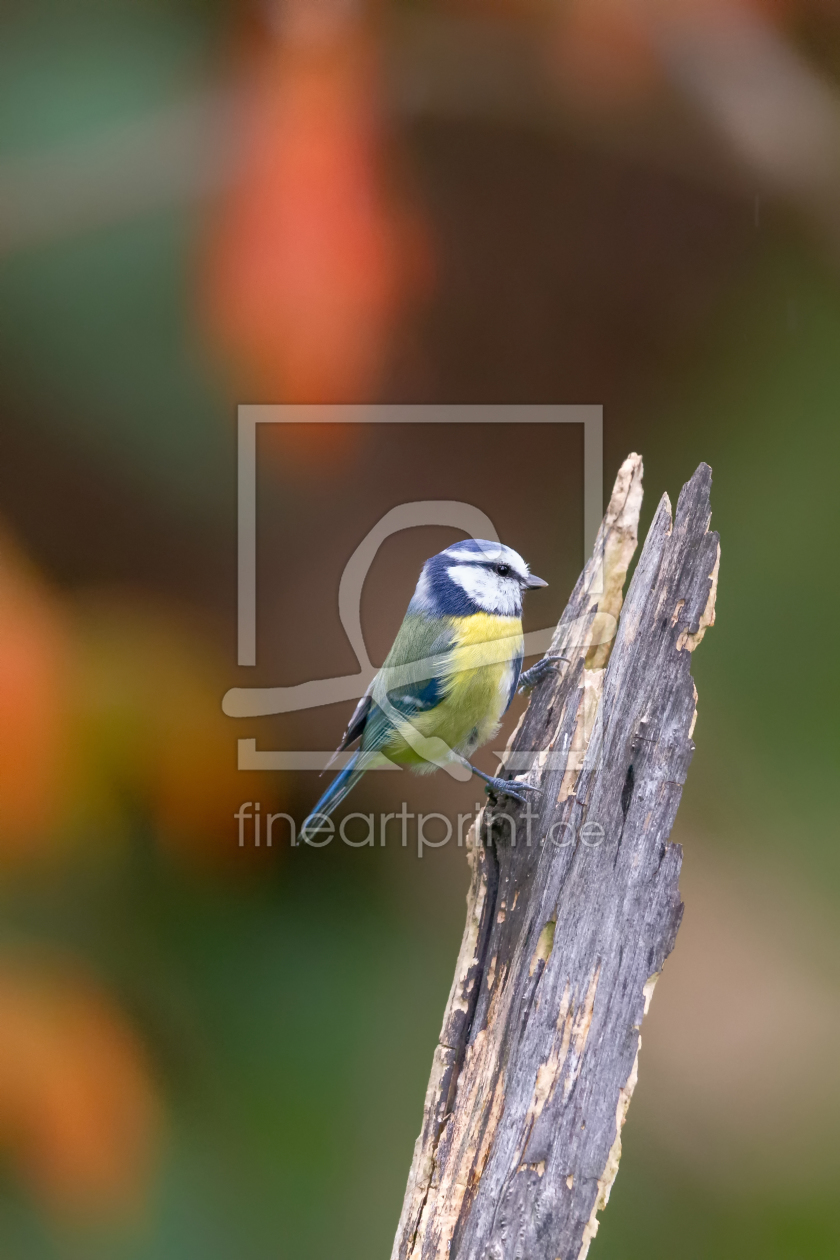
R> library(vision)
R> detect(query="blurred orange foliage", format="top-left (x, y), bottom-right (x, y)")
top-left (202, 9), bottom-right (432, 414)
top-left (0, 960), bottom-right (159, 1217)
top-left (71, 595), bottom-right (280, 867)
top-left (0, 527), bottom-right (280, 869)
top-left (0, 535), bottom-right (72, 858)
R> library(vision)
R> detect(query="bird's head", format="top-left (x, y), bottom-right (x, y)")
top-left (410, 539), bottom-right (547, 617)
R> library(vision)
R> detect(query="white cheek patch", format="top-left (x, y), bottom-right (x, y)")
top-left (446, 564), bottom-right (520, 616)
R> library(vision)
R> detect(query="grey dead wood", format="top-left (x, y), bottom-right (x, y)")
top-left (391, 454), bottom-right (720, 1260)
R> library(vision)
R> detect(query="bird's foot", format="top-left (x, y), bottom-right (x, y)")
top-left (474, 769), bottom-right (541, 804)
top-left (518, 654), bottom-right (569, 694)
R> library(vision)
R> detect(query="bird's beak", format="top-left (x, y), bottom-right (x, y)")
top-left (523, 573), bottom-right (548, 589)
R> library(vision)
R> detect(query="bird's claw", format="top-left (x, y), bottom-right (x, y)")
top-left (518, 654), bottom-right (569, 694)
top-left (484, 776), bottom-right (542, 804)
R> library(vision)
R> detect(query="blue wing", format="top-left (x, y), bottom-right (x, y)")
top-left (302, 669), bottom-right (445, 840)
top-left (304, 616), bottom-right (453, 836)
top-left (329, 660), bottom-right (445, 763)
top-left (334, 617), bottom-right (453, 755)
top-left (336, 689), bottom-right (372, 753)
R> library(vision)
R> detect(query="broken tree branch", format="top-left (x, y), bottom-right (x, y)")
top-left (392, 454), bottom-right (720, 1260)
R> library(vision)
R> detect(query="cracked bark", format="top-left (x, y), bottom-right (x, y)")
top-left (391, 454), bottom-right (720, 1260)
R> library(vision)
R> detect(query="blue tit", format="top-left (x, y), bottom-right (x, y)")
top-left (300, 538), bottom-right (562, 841)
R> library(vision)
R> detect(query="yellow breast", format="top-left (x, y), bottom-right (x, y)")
top-left (448, 612), bottom-right (524, 675)
top-left (382, 613), bottom-right (524, 769)
top-left (445, 612), bottom-right (523, 734)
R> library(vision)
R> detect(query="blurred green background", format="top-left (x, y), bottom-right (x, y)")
top-left (0, 0), bottom-right (839, 1257)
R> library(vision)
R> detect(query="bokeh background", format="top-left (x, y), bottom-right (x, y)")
top-left (1, 0), bottom-right (839, 1257)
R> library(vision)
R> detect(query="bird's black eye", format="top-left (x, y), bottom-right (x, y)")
top-left (495, 563), bottom-right (511, 577)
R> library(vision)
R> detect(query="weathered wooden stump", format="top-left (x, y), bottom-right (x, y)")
top-left (392, 454), bottom-right (720, 1260)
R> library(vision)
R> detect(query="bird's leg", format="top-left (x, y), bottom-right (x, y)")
top-left (467, 762), bottom-right (541, 804)
top-left (518, 654), bottom-right (569, 694)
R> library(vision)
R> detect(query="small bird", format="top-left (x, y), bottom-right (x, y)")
top-left (300, 539), bottom-right (562, 841)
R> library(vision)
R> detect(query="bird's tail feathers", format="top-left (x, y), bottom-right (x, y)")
top-left (320, 743), bottom-right (345, 777)
top-left (300, 750), bottom-right (372, 843)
